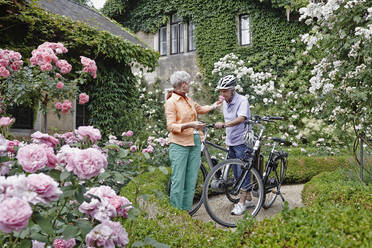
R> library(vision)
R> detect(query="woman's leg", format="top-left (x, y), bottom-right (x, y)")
top-left (169, 143), bottom-right (190, 210)
top-left (182, 134), bottom-right (201, 211)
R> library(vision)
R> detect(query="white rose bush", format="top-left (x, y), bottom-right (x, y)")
top-left (299, 0), bottom-right (371, 147)
top-left (0, 125), bottom-right (137, 247)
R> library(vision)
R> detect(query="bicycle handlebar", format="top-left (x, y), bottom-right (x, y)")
top-left (248, 115), bottom-right (285, 123)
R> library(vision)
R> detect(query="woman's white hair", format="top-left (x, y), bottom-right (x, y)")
top-left (170, 71), bottom-right (191, 88)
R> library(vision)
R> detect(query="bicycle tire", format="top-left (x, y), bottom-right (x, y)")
top-left (167, 163), bottom-right (208, 216)
top-left (263, 156), bottom-right (287, 209)
top-left (224, 163), bottom-right (240, 204)
top-left (202, 159), bottom-right (264, 228)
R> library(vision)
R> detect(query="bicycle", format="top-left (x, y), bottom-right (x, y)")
top-left (202, 115), bottom-right (288, 227)
top-left (167, 124), bottom-right (229, 215)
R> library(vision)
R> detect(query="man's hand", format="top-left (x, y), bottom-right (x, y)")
top-left (215, 122), bottom-right (225, 129)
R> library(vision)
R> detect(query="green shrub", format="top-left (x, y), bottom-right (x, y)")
top-left (302, 169), bottom-right (372, 210)
top-left (240, 202), bottom-right (372, 248)
top-left (285, 156), bottom-right (352, 184)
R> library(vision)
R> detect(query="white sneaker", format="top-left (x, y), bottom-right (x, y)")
top-left (245, 200), bottom-right (255, 208)
top-left (231, 202), bottom-right (247, 215)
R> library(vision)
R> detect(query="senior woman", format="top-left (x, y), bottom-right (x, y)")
top-left (165, 71), bottom-right (221, 211)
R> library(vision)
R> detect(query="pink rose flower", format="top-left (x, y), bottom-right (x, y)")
top-left (7, 139), bottom-right (19, 154)
top-left (56, 73), bottom-right (62, 78)
top-left (53, 238), bottom-right (76, 248)
top-left (31, 131), bottom-right (59, 148)
top-left (219, 95), bottom-right (225, 101)
top-left (108, 195), bottom-right (132, 218)
top-left (0, 66), bottom-right (10, 78)
top-left (0, 116), bottom-right (15, 127)
top-left (126, 130), bottom-right (134, 137)
top-left (56, 60), bottom-right (72, 74)
top-left (130, 145), bottom-right (136, 152)
top-left (27, 173), bottom-right (62, 204)
top-left (0, 197), bottom-right (33, 233)
top-left (55, 102), bottom-right (63, 110)
top-left (75, 126), bottom-right (101, 143)
top-left (56, 81), bottom-right (64, 89)
top-left (85, 221), bottom-right (129, 248)
top-left (32, 240), bottom-right (46, 248)
top-left (16, 144), bottom-right (48, 173)
top-left (67, 148), bottom-right (107, 179)
top-left (80, 56), bottom-right (97, 79)
top-left (78, 93), bottom-right (89, 104)
top-left (61, 100), bottom-right (72, 113)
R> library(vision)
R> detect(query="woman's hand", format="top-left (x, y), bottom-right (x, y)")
top-left (192, 121), bottom-right (206, 130)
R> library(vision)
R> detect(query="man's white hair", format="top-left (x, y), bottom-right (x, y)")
top-left (170, 71), bottom-right (191, 88)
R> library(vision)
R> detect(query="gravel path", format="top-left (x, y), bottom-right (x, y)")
top-left (192, 184), bottom-right (304, 226)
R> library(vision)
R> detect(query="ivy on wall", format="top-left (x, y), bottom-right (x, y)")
top-left (0, 0), bottom-right (159, 136)
top-left (102, 0), bottom-right (309, 78)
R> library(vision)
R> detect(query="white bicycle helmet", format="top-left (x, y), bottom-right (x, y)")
top-left (216, 75), bottom-right (237, 89)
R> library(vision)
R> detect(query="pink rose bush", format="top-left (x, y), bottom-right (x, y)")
top-left (1, 42), bottom-right (98, 129)
top-left (0, 125), bottom-right (143, 247)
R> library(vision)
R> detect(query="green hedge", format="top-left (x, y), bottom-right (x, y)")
top-left (285, 156), bottom-right (352, 184)
top-left (119, 156), bottom-right (371, 247)
top-left (302, 169), bottom-right (372, 210)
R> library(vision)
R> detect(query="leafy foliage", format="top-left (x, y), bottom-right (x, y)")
top-left (0, 0), bottom-right (159, 136)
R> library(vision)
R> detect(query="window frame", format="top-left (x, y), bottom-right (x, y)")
top-left (187, 21), bottom-right (196, 52)
top-left (159, 26), bottom-right (167, 56)
top-left (170, 13), bottom-right (184, 55)
top-left (239, 14), bottom-right (251, 46)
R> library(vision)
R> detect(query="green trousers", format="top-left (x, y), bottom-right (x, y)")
top-left (169, 134), bottom-right (201, 211)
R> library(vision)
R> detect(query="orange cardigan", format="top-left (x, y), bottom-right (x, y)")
top-left (164, 93), bottom-right (213, 146)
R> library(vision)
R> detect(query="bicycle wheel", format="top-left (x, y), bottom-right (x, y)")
top-left (263, 156), bottom-right (287, 209)
top-left (167, 163), bottom-right (207, 216)
top-left (202, 159), bottom-right (264, 228)
top-left (223, 163), bottom-right (240, 204)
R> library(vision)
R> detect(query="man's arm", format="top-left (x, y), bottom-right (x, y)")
top-left (215, 115), bottom-right (246, 128)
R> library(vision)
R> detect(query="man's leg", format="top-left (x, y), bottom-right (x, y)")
top-left (233, 144), bottom-right (252, 203)
top-left (169, 143), bottom-right (190, 210)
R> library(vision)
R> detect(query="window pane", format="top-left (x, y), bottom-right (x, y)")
top-left (179, 23), bottom-right (184, 53)
top-left (240, 15), bottom-right (251, 45)
top-left (241, 15), bottom-right (250, 30)
top-left (241, 30), bottom-right (250, 45)
top-left (188, 22), bottom-right (196, 51)
top-left (160, 27), bottom-right (167, 55)
top-left (171, 24), bottom-right (178, 54)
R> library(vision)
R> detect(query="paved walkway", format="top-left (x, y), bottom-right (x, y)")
top-left (192, 184), bottom-right (304, 225)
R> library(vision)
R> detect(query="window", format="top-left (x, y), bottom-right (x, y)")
top-left (188, 21), bottom-right (196, 51)
top-left (170, 13), bottom-right (184, 54)
top-left (159, 26), bottom-right (167, 56)
top-left (239, 15), bottom-right (251, 46)
top-left (8, 105), bottom-right (34, 129)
